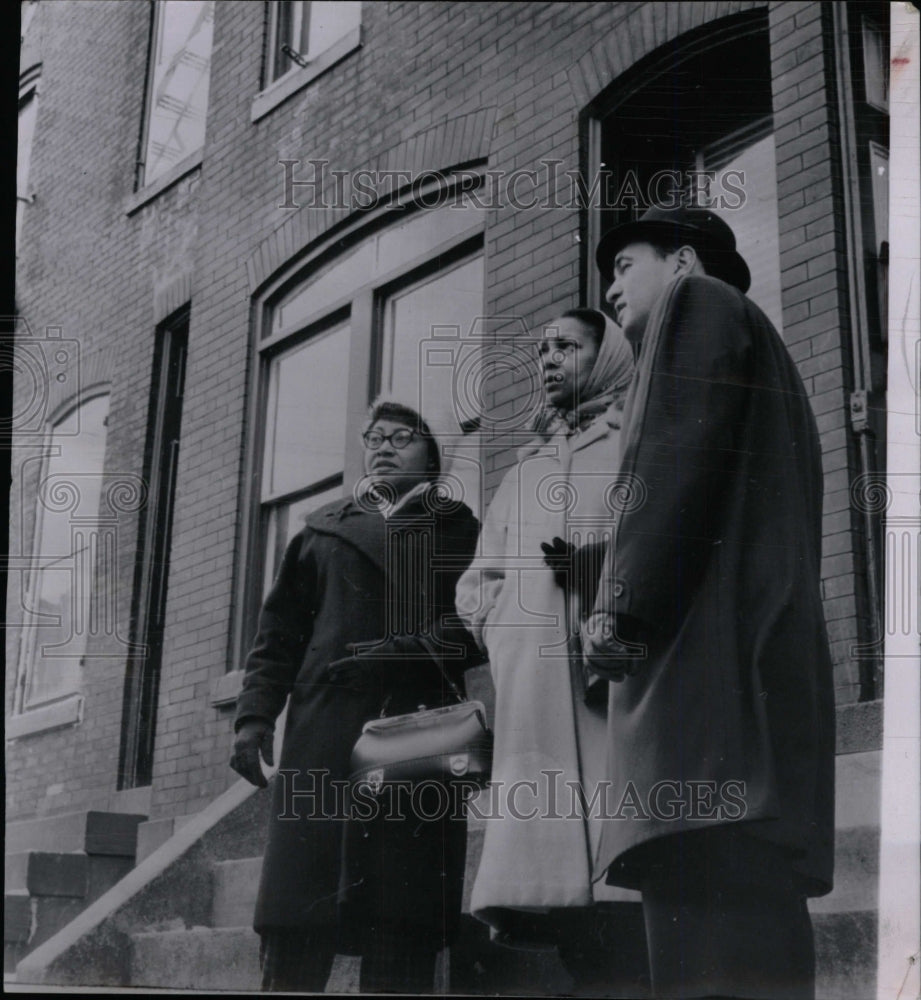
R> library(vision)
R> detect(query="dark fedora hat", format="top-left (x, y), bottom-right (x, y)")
top-left (595, 205), bottom-right (751, 293)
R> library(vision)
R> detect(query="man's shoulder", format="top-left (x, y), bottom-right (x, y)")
top-left (672, 274), bottom-right (747, 314)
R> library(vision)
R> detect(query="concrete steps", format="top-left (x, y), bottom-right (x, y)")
top-left (814, 910), bottom-right (877, 1000)
top-left (12, 707), bottom-right (885, 996)
top-left (130, 926), bottom-right (261, 991)
top-left (4, 811), bottom-right (145, 974)
top-left (210, 856), bottom-right (261, 928)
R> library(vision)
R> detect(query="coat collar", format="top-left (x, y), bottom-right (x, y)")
top-left (515, 404), bottom-right (623, 463)
top-left (303, 486), bottom-right (444, 576)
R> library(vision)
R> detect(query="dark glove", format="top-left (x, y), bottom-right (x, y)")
top-left (540, 536), bottom-right (608, 608)
top-left (229, 719), bottom-right (275, 788)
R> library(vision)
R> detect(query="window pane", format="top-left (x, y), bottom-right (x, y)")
top-left (270, 1), bottom-right (361, 83)
top-left (382, 255), bottom-right (484, 421)
top-left (701, 131), bottom-right (783, 333)
top-left (263, 322), bottom-right (350, 499)
top-left (37, 395), bottom-right (110, 563)
top-left (17, 86), bottom-right (38, 247)
top-left (24, 395), bottom-right (110, 709)
top-left (380, 254), bottom-right (485, 513)
top-left (862, 15), bottom-right (889, 111)
top-left (24, 557), bottom-right (87, 707)
top-left (271, 202), bottom-right (485, 337)
top-left (144, 0), bottom-right (214, 184)
top-left (262, 484), bottom-right (343, 596)
top-left (306, 1), bottom-right (361, 58)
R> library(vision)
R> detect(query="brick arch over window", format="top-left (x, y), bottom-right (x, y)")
top-left (45, 348), bottom-right (113, 425)
top-left (567, 1), bottom-right (768, 107)
top-left (246, 106), bottom-right (497, 294)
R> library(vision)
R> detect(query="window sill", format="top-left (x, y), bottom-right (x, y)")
top-left (6, 694), bottom-right (83, 740)
top-left (251, 26), bottom-right (362, 123)
top-left (125, 151), bottom-right (203, 217)
top-left (210, 669), bottom-right (244, 708)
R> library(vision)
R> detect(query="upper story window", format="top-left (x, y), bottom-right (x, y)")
top-left (266, 1), bottom-right (362, 85)
top-left (139, 0), bottom-right (215, 188)
top-left (861, 10), bottom-right (889, 112)
top-left (17, 65), bottom-right (40, 250)
top-left (16, 392), bottom-right (110, 713)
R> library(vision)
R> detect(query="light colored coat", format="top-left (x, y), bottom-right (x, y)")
top-left (455, 401), bottom-right (638, 932)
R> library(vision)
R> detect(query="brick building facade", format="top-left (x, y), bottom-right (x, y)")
top-left (8, 1), bottom-right (897, 991)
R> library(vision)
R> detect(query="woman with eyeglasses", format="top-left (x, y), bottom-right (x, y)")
top-left (455, 309), bottom-right (650, 996)
top-left (231, 398), bottom-right (480, 994)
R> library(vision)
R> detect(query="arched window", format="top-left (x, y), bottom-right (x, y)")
top-left (233, 194), bottom-right (486, 666)
top-left (15, 392), bottom-right (110, 715)
top-left (588, 12), bottom-right (782, 331)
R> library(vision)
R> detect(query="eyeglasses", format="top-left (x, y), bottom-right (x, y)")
top-left (537, 339), bottom-right (580, 358)
top-left (362, 428), bottom-right (419, 450)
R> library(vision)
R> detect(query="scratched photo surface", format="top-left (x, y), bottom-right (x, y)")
top-left (7, 3), bottom-right (919, 998)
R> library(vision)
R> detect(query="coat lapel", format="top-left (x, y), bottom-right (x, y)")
top-left (305, 491), bottom-right (442, 577)
top-left (305, 500), bottom-right (389, 575)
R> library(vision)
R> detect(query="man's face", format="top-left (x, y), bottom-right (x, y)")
top-left (362, 419), bottom-right (432, 496)
top-left (605, 241), bottom-right (678, 344)
top-left (538, 316), bottom-right (600, 412)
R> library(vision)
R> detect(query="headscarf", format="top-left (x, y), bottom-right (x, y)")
top-left (534, 310), bottom-right (635, 438)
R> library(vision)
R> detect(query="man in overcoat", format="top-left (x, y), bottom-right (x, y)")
top-left (230, 398), bottom-right (480, 994)
top-left (584, 206), bottom-right (835, 1000)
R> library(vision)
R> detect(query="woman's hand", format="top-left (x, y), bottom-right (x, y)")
top-left (541, 536), bottom-right (608, 607)
top-left (230, 719), bottom-right (275, 787)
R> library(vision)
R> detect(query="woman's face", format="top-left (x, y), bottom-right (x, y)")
top-left (538, 316), bottom-right (600, 411)
top-left (362, 418), bottom-right (433, 497)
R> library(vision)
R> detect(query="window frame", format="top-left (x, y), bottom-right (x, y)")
top-left (251, 1), bottom-right (363, 122)
top-left (135, 0), bottom-right (215, 194)
top-left (223, 186), bottom-right (486, 687)
top-left (581, 10), bottom-right (773, 311)
top-left (11, 386), bottom-right (111, 736)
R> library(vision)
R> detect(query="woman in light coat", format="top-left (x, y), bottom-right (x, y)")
top-left (455, 309), bottom-right (647, 991)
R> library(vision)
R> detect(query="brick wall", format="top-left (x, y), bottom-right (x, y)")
top-left (9, 1), bottom-right (874, 826)
top-left (768, 1), bottom-right (868, 702)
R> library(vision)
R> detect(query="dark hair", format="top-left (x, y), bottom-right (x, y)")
top-left (557, 308), bottom-right (607, 349)
top-left (364, 400), bottom-right (440, 477)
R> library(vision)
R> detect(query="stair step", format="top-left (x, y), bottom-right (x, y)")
top-left (834, 751), bottom-right (881, 829)
top-left (810, 825), bottom-right (880, 913)
top-left (129, 925), bottom-right (362, 992)
top-left (814, 910), bottom-right (877, 1000)
top-left (5, 893), bottom-right (87, 947)
top-left (5, 811), bottom-right (146, 857)
top-left (4, 853), bottom-right (88, 898)
top-left (131, 926), bottom-right (262, 991)
top-left (210, 857), bottom-right (262, 928)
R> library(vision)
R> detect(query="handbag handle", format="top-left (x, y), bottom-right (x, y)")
top-left (374, 634), bottom-right (467, 719)
top-left (415, 632), bottom-right (466, 704)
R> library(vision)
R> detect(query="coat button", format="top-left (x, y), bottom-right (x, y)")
top-left (613, 582), bottom-right (624, 598)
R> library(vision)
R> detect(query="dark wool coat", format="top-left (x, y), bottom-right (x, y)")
top-left (593, 275), bottom-right (835, 897)
top-left (234, 487), bottom-right (481, 944)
